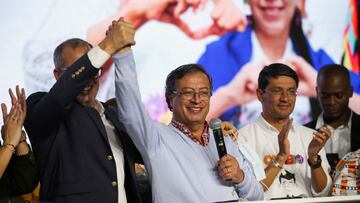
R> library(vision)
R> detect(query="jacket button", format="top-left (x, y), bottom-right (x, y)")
top-left (107, 155), bottom-right (113, 161)
top-left (111, 181), bottom-right (117, 187)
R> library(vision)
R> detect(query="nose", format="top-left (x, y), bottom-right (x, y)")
top-left (190, 92), bottom-right (201, 103)
top-left (279, 91), bottom-right (290, 101)
top-left (328, 95), bottom-right (337, 105)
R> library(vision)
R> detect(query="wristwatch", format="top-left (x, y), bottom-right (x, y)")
top-left (307, 154), bottom-right (322, 169)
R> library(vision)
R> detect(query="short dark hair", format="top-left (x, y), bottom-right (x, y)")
top-left (317, 64), bottom-right (350, 85)
top-left (53, 38), bottom-right (92, 70)
top-left (258, 63), bottom-right (299, 90)
top-left (165, 64), bottom-right (212, 111)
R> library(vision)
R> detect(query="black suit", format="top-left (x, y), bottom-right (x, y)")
top-left (305, 111), bottom-right (360, 152)
top-left (24, 54), bottom-right (143, 203)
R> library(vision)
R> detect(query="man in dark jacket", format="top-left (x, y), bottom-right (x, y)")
top-left (24, 19), bottom-right (144, 202)
top-left (305, 64), bottom-right (360, 170)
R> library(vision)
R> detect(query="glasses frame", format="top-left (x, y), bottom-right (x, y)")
top-left (172, 90), bottom-right (212, 100)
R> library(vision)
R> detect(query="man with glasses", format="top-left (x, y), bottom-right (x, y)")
top-left (237, 63), bottom-right (332, 200)
top-left (24, 21), bottom-right (144, 203)
top-left (113, 20), bottom-right (263, 202)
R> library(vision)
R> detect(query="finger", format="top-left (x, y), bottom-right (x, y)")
top-left (211, 1), bottom-right (223, 20)
top-left (20, 88), bottom-right (27, 113)
top-left (117, 16), bottom-right (124, 22)
top-left (9, 88), bottom-right (17, 106)
top-left (1, 103), bottom-right (8, 123)
top-left (313, 134), bottom-right (326, 143)
top-left (20, 130), bottom-right (27, 141)
top-left (174, 0), bottom-right (187, 17)
top-left (16, 85), bottom-right (21, 100)
top-left (12, 103), bottom-right (20, 121)
top-left (318, 126), bottom-right (331, 138)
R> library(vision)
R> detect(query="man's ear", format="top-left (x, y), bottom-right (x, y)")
top-left (256, 88), bottom-right (264, 103)
top-left (349, 86), bottom-right (353, 98)
top-left (53, 68), bottom-right (61, 80)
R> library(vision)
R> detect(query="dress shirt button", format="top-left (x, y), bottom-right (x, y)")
top-left (111, 181), bottom-right (117, 187)
top-left (107, 155), bottom-right (113, 161)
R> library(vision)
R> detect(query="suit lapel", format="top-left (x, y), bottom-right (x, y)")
top-left (85, 107), bottom-right (110, 143)
top-left (104, 106), bottom-right (134, 159)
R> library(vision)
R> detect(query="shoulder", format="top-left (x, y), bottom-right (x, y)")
top-left (293, 122), bottom-right (316, 138)
top-left (26, 92), bottom-right (47, 105)
top-left (238, 122), bottom-right (258, 142)
top-left (203, 28), bottom-right (251, 52)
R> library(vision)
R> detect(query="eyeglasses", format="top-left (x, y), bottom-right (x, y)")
top-left (172, 90), bottom-right (212, 100)
top-left (263, 88), bottom-right (297, 97)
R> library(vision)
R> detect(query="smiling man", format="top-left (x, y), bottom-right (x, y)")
top-left (112, 19), bottom-right (263, 202)
top-left (238, 63), bottom-right (332, 200)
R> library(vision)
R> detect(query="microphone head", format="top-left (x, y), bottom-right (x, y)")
top-left (210, 118), bottom-right (222, 129)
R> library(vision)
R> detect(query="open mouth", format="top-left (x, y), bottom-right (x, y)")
top-left (187, 106), bottom-right (202, 113)
top-left (260, 5), bottom-right (285, 19)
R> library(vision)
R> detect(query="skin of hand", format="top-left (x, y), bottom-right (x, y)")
top-left (1, 86), bottom-right (27, 147)
top-left (206, 61), bottom-right (266, 120)
top-left (190, 0), bottom-right (247, 39)
top-left (286, 56), bottom-right (317, 97)
top-left (217, 154), bottom-right (244, 184)
top-left (98, 17), bottom-right (136, 55)
top-left (221, 121), bottom-right (238, 142)
top-left (276, 118), bottom-right (292, 163)
top-left (308, 125), bottom-right (331, 157)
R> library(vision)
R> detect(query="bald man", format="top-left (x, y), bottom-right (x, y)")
top-left (306, 64), bottom-right (360, 169)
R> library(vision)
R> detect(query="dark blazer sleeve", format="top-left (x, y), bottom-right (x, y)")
top-left (351, 113), bottom-right (360, 151)
top-left (25, 53), bottom-right (100, 142)
top-left (3, 151), bottom-right (38, 196)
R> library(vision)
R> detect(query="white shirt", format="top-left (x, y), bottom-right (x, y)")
top-left (315, 112), bottom-right (352, 159)
top-left (98, 101), bottom-right (127, 203)
top-left (238, 115), bottom-right (332, 200)
top-left (88, 47), bottom-right (127, 203)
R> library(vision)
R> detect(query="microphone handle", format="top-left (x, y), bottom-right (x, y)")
top-left (213, 128), bottom-right (227, 158)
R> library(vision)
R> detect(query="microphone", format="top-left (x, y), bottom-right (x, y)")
top-left (210, 118), bottom-right (227, 159)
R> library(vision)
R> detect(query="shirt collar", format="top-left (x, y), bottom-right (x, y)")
top-left (316, 111), bottom-right (353, 130)
top-left (171, 119), bottom-right (210, 146)
top-left (257, 114), bottom-right (296, 134)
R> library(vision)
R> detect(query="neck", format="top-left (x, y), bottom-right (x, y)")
top-left (188, 123), bottom-right (206, 141)
top-left (88, 100), bottom-right (101, 111)
top-left (255, 28), bottom-right (289, 62)
top-left (261, 113), bottom-right (289, 132)
top-left (324, 109), bottom-right (351, 129)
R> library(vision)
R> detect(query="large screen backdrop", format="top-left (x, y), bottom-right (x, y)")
top-left (0, 0), bottom-right (358, 128)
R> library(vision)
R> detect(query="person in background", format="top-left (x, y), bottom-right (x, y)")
top-left (305, 64), bottom-right (360, 171)
top-left (24, 19), bottom-right (144, 202)
top-left (0, 86), bottom-right (38, 202)
top-left (199, 0), bottom-right (360, 127)
top-left (238, 63), bottom-right (332, 199)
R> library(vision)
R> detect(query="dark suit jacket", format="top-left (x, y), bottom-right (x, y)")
top-left (305, 111), bottom-right (360, 152)
top-left (24, 54), bottom-right (143, 203)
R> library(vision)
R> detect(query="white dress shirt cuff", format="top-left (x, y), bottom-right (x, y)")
top-left (87, 46), bottom-right (111, 69)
